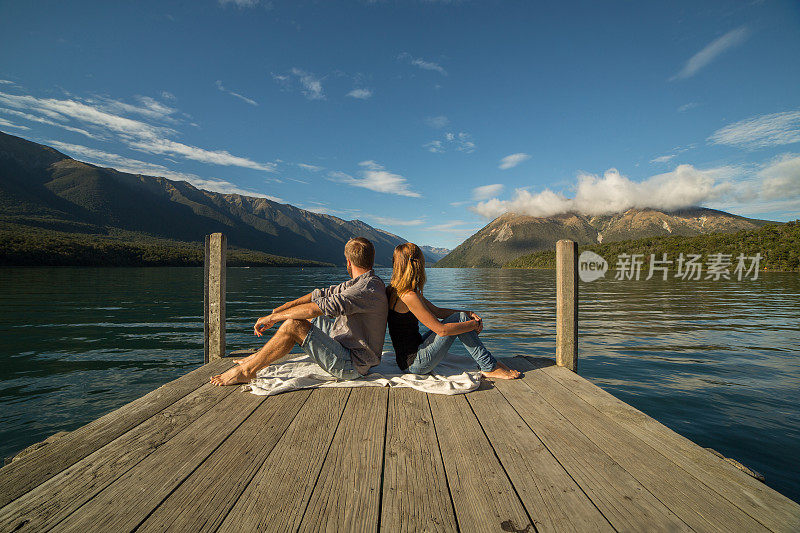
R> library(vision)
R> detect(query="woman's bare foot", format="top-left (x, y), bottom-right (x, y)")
top-left (481, 361), bottom-right (521, 380)
top-left (210, 365), bottom-right (255, 386)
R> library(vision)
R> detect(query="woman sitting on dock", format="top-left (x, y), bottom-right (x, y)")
top-left (387, 242), bottom-right (521, 380)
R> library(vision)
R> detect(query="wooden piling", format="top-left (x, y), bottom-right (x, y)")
top-left (204, 233), bottom-right (226, 363)
top-left (556, 239), bottom-right (578, 372)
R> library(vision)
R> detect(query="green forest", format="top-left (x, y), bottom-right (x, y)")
top-left (503, 221), bottom-right (800, 272)
top-left (0, 222), bottom-right (333, 267)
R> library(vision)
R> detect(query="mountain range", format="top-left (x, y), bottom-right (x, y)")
top-left (435, 208), bottom-right (775, 267)
top-left (0, 131), bottom-right (437, 266)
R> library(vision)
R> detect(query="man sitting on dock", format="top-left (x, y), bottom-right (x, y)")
top-left (210, 237), bottom-right (389, 386)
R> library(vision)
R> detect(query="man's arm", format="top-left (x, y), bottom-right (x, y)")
top-left (271, 292), bottom-right (313, 315)
top-left (255, 302), bottom-right (323, 336)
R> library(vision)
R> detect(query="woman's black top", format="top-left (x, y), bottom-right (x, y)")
top-left (387, 308), bottom-right (422, 371)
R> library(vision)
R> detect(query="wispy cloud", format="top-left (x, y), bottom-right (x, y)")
top-left (708, 110), bottom-right (800, 149)
top-left (650, 154), bottom-right (675, 164)
top-left (346, 88), bottom-right (373, 100)
top-left (297, 163), bottom-right (324, 172)
top-left (498, 152), bottom-right (530, 170)
top-left (0, 90), bottom-right (275, 172)
top-left (472, 183), bottom-right (504, 201)
top-left (671, 26), bottom-right (750, 81)
top-left (328, 161), bottom-right (420, 197)
top-left (0, 80), bottom-right (16, 85)
top-left (425, 115), bottom-right (449, 128)
top-left (427, 220), bottom-right (480, 236)
top-left (366, 214), bottom-right (425, 227)
top-left (424, 132), bottom-right (475, 154)
top-left (0, 117), bottom-right (29, 130)
top-left (273, 68), bottom-right (325, 100)
top-left (47, 140), bottom-right (283, 201)
top-left (398, 52), bottom-right (447, 76)
top-left (678, 102), bottom-right (700, 113)
top-left (470, 165), bottom-right (738, 219)
top-left (215, 80), bottom-right (258, 106)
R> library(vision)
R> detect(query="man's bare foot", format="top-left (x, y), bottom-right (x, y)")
top-left (210, 365), bottom-right (255, 386)
top-left (481, 361), bottom-right (521, 380)
top-left (232, 354), bottom-right (255, 365)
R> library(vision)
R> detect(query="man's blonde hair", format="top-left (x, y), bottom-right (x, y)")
top-left (345, 237), bottom-right (375, 269)
top-left (387, 242), bottom-right (426, 306)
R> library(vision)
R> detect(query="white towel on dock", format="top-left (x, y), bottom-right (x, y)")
top-left (242, 351), bottom-right (482, 396)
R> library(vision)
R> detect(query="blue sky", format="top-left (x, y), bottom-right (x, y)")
top-left (1, 0), bottom-right (799, 248)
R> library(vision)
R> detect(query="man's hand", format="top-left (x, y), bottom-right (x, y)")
top-left (254, 315), bottom-right (277, 336)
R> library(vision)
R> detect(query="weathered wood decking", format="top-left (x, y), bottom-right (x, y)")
top-left (1, 356), bottom-right (799, 532)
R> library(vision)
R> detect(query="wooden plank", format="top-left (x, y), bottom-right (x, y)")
top-left (428, 392), bottom-right (532, 533)
top-left (493, 362), bottom-right (690, 532)
top-left (136, 389), bottom-right (312, 532)
top-left (556, 239), bottom-right (578, 371)
top-left (380, 388), bottom-right (457, 532)
top-left (531, 358), bottom-right (800, 532)
top-left (0, 382), bottom-right (238, 532)
top-left (0, 358), bottom-right (232, 508)
top-left (466, 385), bottom-right (614, 533)
top-left (508, 357), bottom-right (768, 532)
top-left (216, 387), bottom-right (351, 532)
top-left (55, 387), bottom-right (265, 532)
top-left (297, 386), bottom-right (389, 533)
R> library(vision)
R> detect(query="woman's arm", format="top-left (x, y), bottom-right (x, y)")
top-left (401, 291), bottom-right (479, 337)
top-left (421, 296), bottom-right (462, 320)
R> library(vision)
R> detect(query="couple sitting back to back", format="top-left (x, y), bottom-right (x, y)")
top-left (210, 237), bottom-right (520, 386)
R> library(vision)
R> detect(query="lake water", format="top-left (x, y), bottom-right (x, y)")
top-left (1, 266), bottom-right (798, 503)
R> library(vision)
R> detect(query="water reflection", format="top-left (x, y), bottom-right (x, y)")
top-left (0, 266), bottom-right (798, 502)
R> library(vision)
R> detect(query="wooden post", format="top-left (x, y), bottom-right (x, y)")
top-left (204, 233), bottom-right (226, 363)
top-left (556, 239), bottom-right (578, 372)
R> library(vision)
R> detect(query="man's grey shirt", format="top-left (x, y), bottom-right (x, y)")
top-left (310, 270), bottom-right (388, 375)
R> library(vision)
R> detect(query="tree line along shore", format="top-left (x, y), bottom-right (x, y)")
top-left (0, 222), bottom-right (333, 267)
top-left (503, 221), bottom-right (800, 272)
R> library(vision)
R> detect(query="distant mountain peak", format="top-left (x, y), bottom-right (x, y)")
top-left (435, 207), bottom-right (776, 268)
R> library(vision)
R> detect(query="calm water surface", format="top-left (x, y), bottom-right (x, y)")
top-left (1, 266), bottom-right (798, 502)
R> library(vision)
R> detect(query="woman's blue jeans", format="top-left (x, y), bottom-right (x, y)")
top-left (405, 312), bottom-right (498, 374)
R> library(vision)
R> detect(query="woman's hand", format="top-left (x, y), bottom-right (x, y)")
top-left (468, 312), bottom-right (483, 334)
top-left (254, 314), bottom-right (277, 336)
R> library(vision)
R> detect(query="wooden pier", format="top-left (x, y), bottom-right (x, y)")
top-left (1, 355), bottom-right (799, 532)
top-left (2, 236), bottom-right (799, 531)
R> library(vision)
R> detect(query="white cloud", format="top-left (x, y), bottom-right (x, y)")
top-left (0, 107), bottom-right (99, 138)
top-left (367, 215), bottom-right (424, 226)
top-left (425, 115), bottom-right (449, 128)
top-left (424, 131), bottom-right (475, 153)
top-left (0, 80), bottom-right (15, 85)
top-left (708, 110), bottom-right (800, 149)
top-left (273, 68), bottom-right (325, 100)
top-left (0, 117), bottom-right (29, 130)
top-left (398, 53), bottom-right (447, 75)
top-left (758, 153), bottom-right (800, 200)
top-left (472, 184), bottom-right (504, 201)
top-left (671, 27), bottom-right (749, 80)
top-left (46, 140), bottom-right (283, 201)
top-left (297, 163), bottom-right (324, 172)
top-left (215, 80), bottom-right (258, 106)
top-left (427, 220), bottom-right (481, 236)
top-left (678, 102), bottom-right (699, 112)
top-left (328, 161), bottom-right (421, 197)
top-left (470, 165), bottom-right (737, 219)
top-left (346, 88), bottom-right (373, 99)
top-left (498, 152), bottom-right (530, 170)
top-left (0, 90), bottom-right (275, 172)
top-left (161, 91), bottom-right (176, 101)
top-left (650, 154), bottom-right (675, 164)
